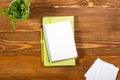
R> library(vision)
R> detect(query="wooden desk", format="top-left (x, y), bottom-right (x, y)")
top-left (0, 0), bottom-right (120, 80)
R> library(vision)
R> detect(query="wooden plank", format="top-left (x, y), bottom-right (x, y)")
top-left (0, 31), bottom-right (120, 56)
top-left (30, 7), bottom-right (120, 17)
top-left (1, 0), bottom-right (120, 8)
top-left (0, 7), bottom-right (120, 30)
top-left (0, 56), bottom-right (119, 80)
top-left (30, 0), bottom-right (120, 8)
top-left (31, 0), bottom-right (120, 8)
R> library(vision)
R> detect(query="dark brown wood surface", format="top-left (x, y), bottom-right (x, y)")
top-left (0, 0), bottom-right (120, 80)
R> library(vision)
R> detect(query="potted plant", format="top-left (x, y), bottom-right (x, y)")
top-left (0, 0), bottom-right (30, 29)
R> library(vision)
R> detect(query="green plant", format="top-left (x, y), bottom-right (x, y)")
top-left (0, 0), bottom-right (30, 29)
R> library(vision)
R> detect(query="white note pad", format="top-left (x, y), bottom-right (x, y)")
top-left (43, 20), bottom-right (78, 62)
top-left (84, 58), bottom-right (119, 80)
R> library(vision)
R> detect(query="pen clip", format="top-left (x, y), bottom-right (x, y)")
top-left (41, 25), bottom-right (43, 28)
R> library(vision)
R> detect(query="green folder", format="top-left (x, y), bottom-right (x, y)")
top-left (42, 16), bottom-right (76, 66)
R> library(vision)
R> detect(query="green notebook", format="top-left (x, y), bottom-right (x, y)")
top-left (42, 16), bottom-right (76, 66)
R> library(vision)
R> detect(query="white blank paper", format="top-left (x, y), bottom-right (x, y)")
top-left (84, 58), bottom-right (119, 80)
top-left (43, 20), bottom-right (78, 62)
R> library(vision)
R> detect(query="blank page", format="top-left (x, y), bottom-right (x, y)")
top-left (43, 20), bottom-right (77, 62)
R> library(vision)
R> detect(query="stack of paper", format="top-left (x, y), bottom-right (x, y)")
top-left (84, 58), bottom-right (119, 80)
top-left (41, 16), bottom-right (78, 66)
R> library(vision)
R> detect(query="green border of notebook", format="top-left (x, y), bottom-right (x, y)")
top-left (42, 16), bottom-right (76, 66)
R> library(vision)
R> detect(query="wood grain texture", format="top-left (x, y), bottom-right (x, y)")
top-left (89, 0), bottom-right (120, 7)
top-left (0, 0), bottom-right (120, 80)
